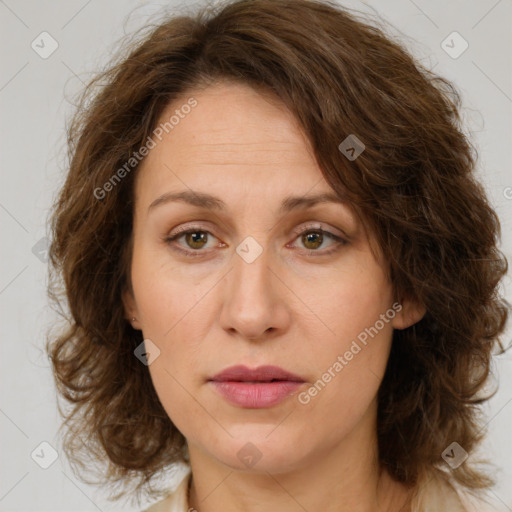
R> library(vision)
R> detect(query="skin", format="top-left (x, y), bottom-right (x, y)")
top-left (123, 81), bottom-right (425, 512)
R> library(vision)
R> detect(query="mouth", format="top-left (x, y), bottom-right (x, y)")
top-left (208, 365), bottom-right (305, 408)
top-left (209, 364), bottom-right (305, 383)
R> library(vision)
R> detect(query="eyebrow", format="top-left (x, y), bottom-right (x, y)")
top-left (147, 190), bottom-right (346, 214)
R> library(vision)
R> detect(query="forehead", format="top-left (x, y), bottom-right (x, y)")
top-left (135, 81), bottom-right (325, 201)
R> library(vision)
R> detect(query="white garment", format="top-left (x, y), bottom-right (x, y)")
top-left (143, 470), bottom-right (191, 512)
top-left (142, 468), bottom-right (493, 512)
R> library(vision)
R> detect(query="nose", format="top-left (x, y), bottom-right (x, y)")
top-left (218, 239), bottom-right (291, 342)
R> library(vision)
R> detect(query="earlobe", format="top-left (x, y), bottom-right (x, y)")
top-left (391, 299), bottom-right (426, 330)
top-left (122, 288), bottom-right (141, 329)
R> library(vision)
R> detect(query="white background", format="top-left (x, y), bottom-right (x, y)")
top-left (0, 0), bottom-right (511, 510)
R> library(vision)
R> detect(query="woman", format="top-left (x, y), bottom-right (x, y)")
top-left (46, 1), bottom-right (509, 511)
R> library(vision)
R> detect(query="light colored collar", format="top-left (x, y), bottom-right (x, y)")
top-left (143, 469), bottom-right (191, 512)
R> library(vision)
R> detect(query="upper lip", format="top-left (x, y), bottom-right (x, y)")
top-left (209, 365), bottom-right (305, 383)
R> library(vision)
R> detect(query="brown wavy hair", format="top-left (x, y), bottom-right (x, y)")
top-left (46, 0), bottom-right (510, 505)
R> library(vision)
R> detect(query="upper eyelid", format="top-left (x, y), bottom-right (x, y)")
top-left (166, 224), bottom-right (347, 250)
top-left (167, 222), bottom-right (346, 239)
top-left (290, 222), bottom-right (347, 239)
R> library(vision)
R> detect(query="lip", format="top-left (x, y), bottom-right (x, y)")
top-left (208, 365), bottom-right (305, 408)
top-left (210, 365), bottom-right (304, 383)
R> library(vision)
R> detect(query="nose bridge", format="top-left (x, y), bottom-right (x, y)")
top-left (234, 235), bottom-right (272, 293)
top-left (220, 235), bottom-right (287, 339)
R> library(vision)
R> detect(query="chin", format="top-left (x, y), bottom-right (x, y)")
top-left (208, 430), bottom-right (312, 474)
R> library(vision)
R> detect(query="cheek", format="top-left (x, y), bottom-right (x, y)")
top-left (149, 360), bottom-right (210, 444)
top-left (296, 256), bottom-right (394, 425)
top-left (298, 322), bottom-right (393, 448)
top-left (308, 251), bottom-right (393, 346)
top-left (130, 247), bottom-right (214, 428)
top-left (130, 242), bottom-right (204, 337)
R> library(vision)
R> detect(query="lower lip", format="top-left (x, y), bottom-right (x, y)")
top-left (209, 381), bottom-right (304, 408)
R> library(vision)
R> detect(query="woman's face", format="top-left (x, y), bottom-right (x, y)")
top-left (124, 81), bottom-right (422, 474)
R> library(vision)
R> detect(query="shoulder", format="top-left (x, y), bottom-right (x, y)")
top-left (142, 470), bottom-right (192, 512)
top-left (410, 470), bottom-right (497, 512)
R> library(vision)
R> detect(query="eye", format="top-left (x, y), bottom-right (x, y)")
top-left (288, 224), bottom-right (347, 256)
top-left (164, 223), bottom-right (348, 258)
top-left (164, 227), bottom-right (222, 257)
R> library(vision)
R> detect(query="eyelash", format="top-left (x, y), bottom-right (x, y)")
top-left (164, 223), bottom-right (348, 258)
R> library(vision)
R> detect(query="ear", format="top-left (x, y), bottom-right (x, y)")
top-left (122, 287), bottom-right (142, 330)
top-left (391, 298), bottom-right (426, 330)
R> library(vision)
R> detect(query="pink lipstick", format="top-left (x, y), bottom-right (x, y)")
top-left (208, 365), bottom-right (305, 408)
